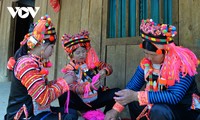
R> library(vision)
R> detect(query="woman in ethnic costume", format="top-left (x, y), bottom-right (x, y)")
top-left (105, 19), bottom-right (200, 120)
top-left (5, 15), bottom-right (78, 120)
top-left (58, 30), bottom-right (120, 119)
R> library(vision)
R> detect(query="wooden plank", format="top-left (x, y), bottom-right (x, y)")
top-left (80, 0), bottom-right (90, 30)
top-left (129, 0), bottom-right (136, 37)
top-left (106, 45), bottom-right (126, 89)
top-left (117, 0), bottom-right (121, 37)
top-left (172, 0), bottom-right (179, 44)
top-left (190, 0), bottom-right (200, 89)
top-left (56, 0), bottom-right (83, 78)
top-left (109, 0), bottom-right (116, 38)
top-left (121, 0), bottom-right (126, 37)
top-left (34, 0), bottom-right (48, 22)
top-left (126, 0), bottom-right (129, 36)
top-left (0, 0), bottom-right (13, 81)
top-left (147, 0), bottom-right (151, 18)
top-left (179, 0), bottom-right (200, 90)
top-left (88, 0), bottom-right (103, 57)
top-left (101, 0), bottom-right (108, 63)
top-left (151, 0), bottom-right (159, 23)
top-left (55, 0), bottom-right (71, 78)
top-left (167, 0), bottom-right (172, 24)
top-left (0, 0), bottom-right (2, 22)
top-left (163, 0), bottom-right (168, 23)
top-left (135, 0), bottom-right (139, 36)
top-left (68, 0), bottom-right (82, 34)
top-left (46, 0), bottom-right (60, 80)
top-left (105, 36), bottom-right (141, 45)
top-left (179, 0), bottom-right (192, 46)
top-left (126, 45), bottom-right (144, 85)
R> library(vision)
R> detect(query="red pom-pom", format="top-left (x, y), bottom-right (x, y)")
top-left (61, 68), bottom-right (67, 73)
top-left (40, 68), bottom-right (49, 75)
top-left (94, 62), bottom-right (100, 67)
top-left (7, 57), bottom-right (16, 70)
top-left (139, 43), bottom-right (143, 48)
top-left (156, 49), bottom-right (162, 54)
top-left (49, 35), bottom-right (55, 42)
top-left (75, 65), bottom-right (79, 70)
top-left (46, 61), bottom-right (53, 67)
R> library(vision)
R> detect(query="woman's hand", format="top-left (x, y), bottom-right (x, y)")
top-left (105, 109), bottom-right (118, 120)
top-left (90, 80), bottom-right (101, 90)
top-left (114, 89), bottom-right (138, 105)
top-left (99, 69), bottom-right (106, 79)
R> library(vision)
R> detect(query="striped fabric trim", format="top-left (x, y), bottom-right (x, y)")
top-left (27, 77), bottom-right (43, 90)
top-left (148, 74), bottom-right (194, 104)
top-left (20, 67), bottom-right (36, 79)
top-left (126, 66), bottom-right (146, 91)
top-left (15, 55), bottom-right (68, 106)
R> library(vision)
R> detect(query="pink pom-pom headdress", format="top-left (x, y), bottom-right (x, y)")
top-left (140, 19), bottom-right (177, 44)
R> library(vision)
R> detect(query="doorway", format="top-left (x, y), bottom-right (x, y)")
top-left (8, 0), bottom-right (35, 80)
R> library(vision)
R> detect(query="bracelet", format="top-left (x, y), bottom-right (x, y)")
top-left (112, 102), bottom-right (124, 113)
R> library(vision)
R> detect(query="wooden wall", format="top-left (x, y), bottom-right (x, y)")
top-left (34, 0), bottom-right (103, 80)
top-left (0, 0), bottom-right (14, 82)
top-left (0, 0), bottom-right (200, 92)
top-left (179, 0), bottom-right (200, 88)
top-left (102, 0), bottom-right (180, 89)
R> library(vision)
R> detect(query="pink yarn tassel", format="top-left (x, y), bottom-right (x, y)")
top-left (86, 47), bottom-right (100, 69)
top-left (64, 91), bottom-right (70, 113)
top-left (160, 43), bottom-right (198, 86)
top-left (91, 74), bottom-right (100, 90)
top-left (84, 83), bottom-right (91, 98)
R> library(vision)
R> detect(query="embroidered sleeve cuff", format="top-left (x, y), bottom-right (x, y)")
top-left (104, 68), bottom-right (111, 76)
top-left (57, 78), bottom-right (69, 93)
top-left (137, 91), bottom-right (148, 106)
top-left (112, 102), bottom-right (124, 113)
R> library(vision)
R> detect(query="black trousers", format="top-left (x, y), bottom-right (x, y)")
top-left (59, 88), bottom-right (120, 114)
top-left (30, 107), bottom-right (78, 120)
top-left (128, 101), bottom-right (200, 120)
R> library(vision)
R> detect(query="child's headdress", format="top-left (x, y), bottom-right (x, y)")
top-left (61, 30), bottom-right (91, 54)
top-left (61, 30), bottom-right (99, 69)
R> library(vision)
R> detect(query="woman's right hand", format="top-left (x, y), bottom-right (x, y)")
top-left (90, 80), bottom-right (101, 90)
top-left (105, 109), bottom-right (118, 120)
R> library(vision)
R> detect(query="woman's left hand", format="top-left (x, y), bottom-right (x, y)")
top-left (114, 89), bottom-right (138, 105)
top-left (99, 69), bottom-right (106, 79)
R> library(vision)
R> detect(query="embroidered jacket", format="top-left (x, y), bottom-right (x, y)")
top-left (6, 55), bottom-right (68, 119)
top-left (62, 60), bottom-right (112, 103)
top-left (126, 58), bottom-right (200, 109)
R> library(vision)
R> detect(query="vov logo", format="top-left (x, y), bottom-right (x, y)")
top-left (7, 7), bottom-right (40, 19)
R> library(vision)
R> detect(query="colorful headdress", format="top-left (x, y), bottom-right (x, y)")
top-left (140, 19), bottom-right (177, 44)
top-left (61, 30), bottom-right (91, 54)
top-left (61, 30), bottom-right (99, 69)
top-left (139, 19), bottom-right (198, 87)
top-left (20, 15), bottom-right (57, 49)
